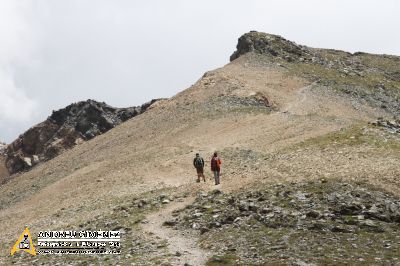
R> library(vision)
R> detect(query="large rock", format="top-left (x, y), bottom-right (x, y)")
top-left (5, 99), bottom-right (160, 175)
top-left (230, 31), bottom-right (311, 62)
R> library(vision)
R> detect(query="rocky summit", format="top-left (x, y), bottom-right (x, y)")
top-left (231, 31), bottom-right (400, 116)
top-left (230, 31), bottom-right (310, 62)
top-left (5, 99), bottom-right (159, 175)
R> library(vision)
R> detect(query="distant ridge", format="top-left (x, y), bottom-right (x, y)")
top-left (5, 98), bottom-right (160, 175)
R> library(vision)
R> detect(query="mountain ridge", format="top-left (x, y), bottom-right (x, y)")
top-left (230, 31), bottom-right (400, 117)
top-left (4, 98), bottom-right (161, 176)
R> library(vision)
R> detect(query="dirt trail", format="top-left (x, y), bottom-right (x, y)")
top-left (142, 193), bottom-right (212, 266)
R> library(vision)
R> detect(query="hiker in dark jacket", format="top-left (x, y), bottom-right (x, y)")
top-left (193, 153), bottom-right (206, 182)
top-left (211, 152), bottom-right (222, 185)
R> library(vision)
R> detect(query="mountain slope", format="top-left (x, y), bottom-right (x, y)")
top-left (0, 32), bottom-right (399, 265)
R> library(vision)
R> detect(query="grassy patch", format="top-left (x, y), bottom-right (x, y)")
top-left (287, 62), bottom-right (400, 92)
top-left (206, 254), bottom-right (241, 266)
top-left (297, 124), bottom-right (400, 150)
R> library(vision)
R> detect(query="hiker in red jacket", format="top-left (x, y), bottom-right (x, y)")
top-left (211, 152), bottom-right (222, 185)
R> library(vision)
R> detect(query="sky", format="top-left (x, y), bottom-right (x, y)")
top-left (0, 0), bottom-right (399, 143)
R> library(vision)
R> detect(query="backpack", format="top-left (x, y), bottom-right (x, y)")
top-left (194, 157), bottom-right (203, 168)
top-left (211, 156), bottom-right (220, 170)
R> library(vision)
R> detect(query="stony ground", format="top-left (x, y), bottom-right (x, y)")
top-left (171, 180), bottom-right (400, 265)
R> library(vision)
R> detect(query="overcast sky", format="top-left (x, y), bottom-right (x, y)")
top-left (0, 0), bottom-right (399, 142)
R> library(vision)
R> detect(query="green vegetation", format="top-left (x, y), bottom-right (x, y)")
top-left (206, 254), bottom-right (241, 266)
top-left (289, 62), bottom-right (395, 89)
top-left (297, 124), bottom-right (400, 150)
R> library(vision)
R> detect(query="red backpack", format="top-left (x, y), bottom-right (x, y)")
top-left (211, 156), bottom-right (221, 171)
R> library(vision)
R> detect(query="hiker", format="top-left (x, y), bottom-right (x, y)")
top-left (211, 152), bottom-right (222, 185)
top-left (193, 153), bottom-right (206, 182)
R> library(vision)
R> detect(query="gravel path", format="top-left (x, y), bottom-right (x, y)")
top-left (142, 196), bottom-right (212, 266)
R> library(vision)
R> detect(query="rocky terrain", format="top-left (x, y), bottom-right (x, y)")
top-left (5, 99), bottom-right (159, 175)
top-left (0, 31), bottom-right (399, 265)
top-left (169, 180), bottom-right (400, 265)
top-left (372, 117), bottom-right (400, 134)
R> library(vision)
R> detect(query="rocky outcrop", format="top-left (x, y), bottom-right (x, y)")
top-left (5, 99), bottom-right (159, 175)
top-left (372, 117), bottom-right (400, 134)
top-left (230, 31), bottom-right (312, 62)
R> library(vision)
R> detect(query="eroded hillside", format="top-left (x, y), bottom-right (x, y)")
top-left (0, 32), bottom-right (399, 265)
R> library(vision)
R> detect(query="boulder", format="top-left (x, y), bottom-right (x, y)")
top-left (23, 157), bottom-right (32, 167)
top-left (32, 155), bottom-right (40, 164)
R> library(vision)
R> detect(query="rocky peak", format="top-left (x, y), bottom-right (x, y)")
top-left (48, 99), bottom-right (157, 139)
top-left (230, 31), bottom-right (400, 117)
top-left (230, 31), bottom-right (312, 62)
top-left (5, 98), bottom-right (160, 175)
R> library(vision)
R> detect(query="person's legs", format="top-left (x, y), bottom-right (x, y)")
top-left (214, 171), bottom-right (220, 185)
top-left (199, 168), bottom-right (205, 182)
top-left (196, 169), bottom-right (201, 182)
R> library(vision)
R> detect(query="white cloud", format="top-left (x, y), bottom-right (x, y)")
top-left (0, 0), bottom-right (38, 141)
top-left (0, 69), bottom-right (37, 122)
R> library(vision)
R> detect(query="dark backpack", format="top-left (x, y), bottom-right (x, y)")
top-left (194, 157), bottom-right (203, 168)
